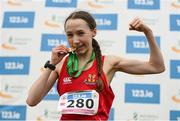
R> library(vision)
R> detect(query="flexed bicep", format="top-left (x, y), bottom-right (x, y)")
top-left (110, 55), bottom-right (164, 75)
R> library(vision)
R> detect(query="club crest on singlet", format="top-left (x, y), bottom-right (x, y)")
top-left (84, 74), bottom-right (97, 85)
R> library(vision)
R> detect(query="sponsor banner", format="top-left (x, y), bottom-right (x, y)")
top-left (170, 110), bottom-right (180, 121)
top-left (128, 0), bottom-right (160, 9)
top-left (170, 14), bottom-right (180, 31)
top-left (93, 14), bottom-right (118, 30)
top-left (2, 12), bottom-right (35, 28)
top-left (170, 60), bottom-right (180, 79)
top-left (41, 34), bottom-right (69, 51)
top-left (125, 83), bottom-right (160, 104)
top-left (45, 0), bottom-right (77, 7)
top-left (109, 108), bottom-right (115, 120)
top-left (0, 56), bottom-right (30, 75)
top-left (126, 36), bottom-right (160, 53)
top-left (0, 105), bottom-right (26, 121)
top-left (0, 0), bottom-right (179, 120)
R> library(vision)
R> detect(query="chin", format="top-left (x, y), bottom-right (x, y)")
top-left (76, 49), bottom-right (88, 55)
top-left (76, 51), bottom-right (85, 55)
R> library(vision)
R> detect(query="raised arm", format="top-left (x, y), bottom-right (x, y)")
top-left (106, 18), bottom-right (165, 76)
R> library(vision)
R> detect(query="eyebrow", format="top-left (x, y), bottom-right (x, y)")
top-left (66, 30), bottom-right (84, 33)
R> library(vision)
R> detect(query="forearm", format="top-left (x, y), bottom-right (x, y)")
top-left (26, 68), bottom-right (53, 106)
top-left (145, 29), bottom-right (165, 71)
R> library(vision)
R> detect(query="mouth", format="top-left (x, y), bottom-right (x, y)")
top-left (68, 47), bottom-right (76, 53)
top-left (69, 44), bottom-right (84, 53)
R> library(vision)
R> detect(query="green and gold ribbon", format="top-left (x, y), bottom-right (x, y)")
top-left (66, 51), bottom-right (95, 78)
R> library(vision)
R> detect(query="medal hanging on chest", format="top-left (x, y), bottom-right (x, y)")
top-left (66, 51), bottom-right (95, 78)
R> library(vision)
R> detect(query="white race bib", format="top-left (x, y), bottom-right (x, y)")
top-left (57, 90), bottom-right (99, 115)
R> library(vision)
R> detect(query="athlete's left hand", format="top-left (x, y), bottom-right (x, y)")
top-left (129, 17), bottom-right (151, 33)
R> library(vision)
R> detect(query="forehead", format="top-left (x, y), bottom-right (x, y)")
top-left (65, 19), bottom-right (90, 32)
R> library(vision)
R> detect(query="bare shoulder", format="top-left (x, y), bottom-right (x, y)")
top-left (104, 55), bottom-right (122, 66)
top-left (103, 54), bottom-right (122, 72)
top-left (102, 55), bottom-right (123, 83)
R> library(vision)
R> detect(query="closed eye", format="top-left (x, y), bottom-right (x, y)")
top-left (67, 33), bottom-right (73, 38)
top-left (77, 32), bottom-right (84, 36)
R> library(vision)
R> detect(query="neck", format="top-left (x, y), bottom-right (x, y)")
top-left (77, 48), bottom-right (93, 62)
top-left (66, 47), bottom-right (95, 77)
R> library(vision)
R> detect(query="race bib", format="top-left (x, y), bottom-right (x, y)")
top-left (57, 90), bottom-right (99, 115)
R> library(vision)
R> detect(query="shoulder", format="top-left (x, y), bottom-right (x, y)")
top-left (102, 55), bottom-right (124, 81)
top-left (104, 54), bottom-right (122, 66)
top-left (102, 55), bottom-right (120, 71)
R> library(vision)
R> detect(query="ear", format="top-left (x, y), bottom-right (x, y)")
top-left (92, 28), bottom-right (97, 37)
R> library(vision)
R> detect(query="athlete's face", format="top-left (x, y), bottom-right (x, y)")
top-left (65, 19), bottom-right (96, 55)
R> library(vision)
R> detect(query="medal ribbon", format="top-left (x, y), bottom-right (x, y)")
top-left (67, 51), bottom-right (95, 78)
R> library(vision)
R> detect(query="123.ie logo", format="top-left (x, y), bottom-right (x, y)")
top-left (0, 57), bottom-right (30, 75)
top-left (170, 60), bottom-right (180, 79)
top-left (45, 0), bottom-right (77, 7)
top-left (0, 105), bottom-right (26, 120)
top-left (93, 14), bottom-right (117, 30)
top-left (125, 83), bottom-right (160, 104)
top-left (40, 34), bottom-right (69, 51)
top-left (170, 14), bottom-right (180, 31)
top-left (127, 0), bottom-right (160, 10)
top-left (2, 12), bottom-right (35, 28)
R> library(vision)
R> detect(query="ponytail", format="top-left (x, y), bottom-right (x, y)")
top-left (92, 38), bottom-right (104, 91)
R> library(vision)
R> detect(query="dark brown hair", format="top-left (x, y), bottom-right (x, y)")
top-left (64, 11), bottom-right (103, 91)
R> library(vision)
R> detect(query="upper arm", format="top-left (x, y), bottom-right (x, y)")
top-left (108, 55), bottom-right (165, 74)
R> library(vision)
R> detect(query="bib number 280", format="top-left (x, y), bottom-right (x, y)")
top-left (67, 98), bottom-right (94, 109)
top-left (57, 90), bottom-right (99, 115)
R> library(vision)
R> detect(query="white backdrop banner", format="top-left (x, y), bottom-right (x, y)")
top-left (0, 0), bottom-right (180, 121)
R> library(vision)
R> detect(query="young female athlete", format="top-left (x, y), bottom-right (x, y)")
top-left (26, 10), bottom-right (165, 120)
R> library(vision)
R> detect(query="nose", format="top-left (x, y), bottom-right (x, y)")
top-left (72, 35), bottom-right (80, 44)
